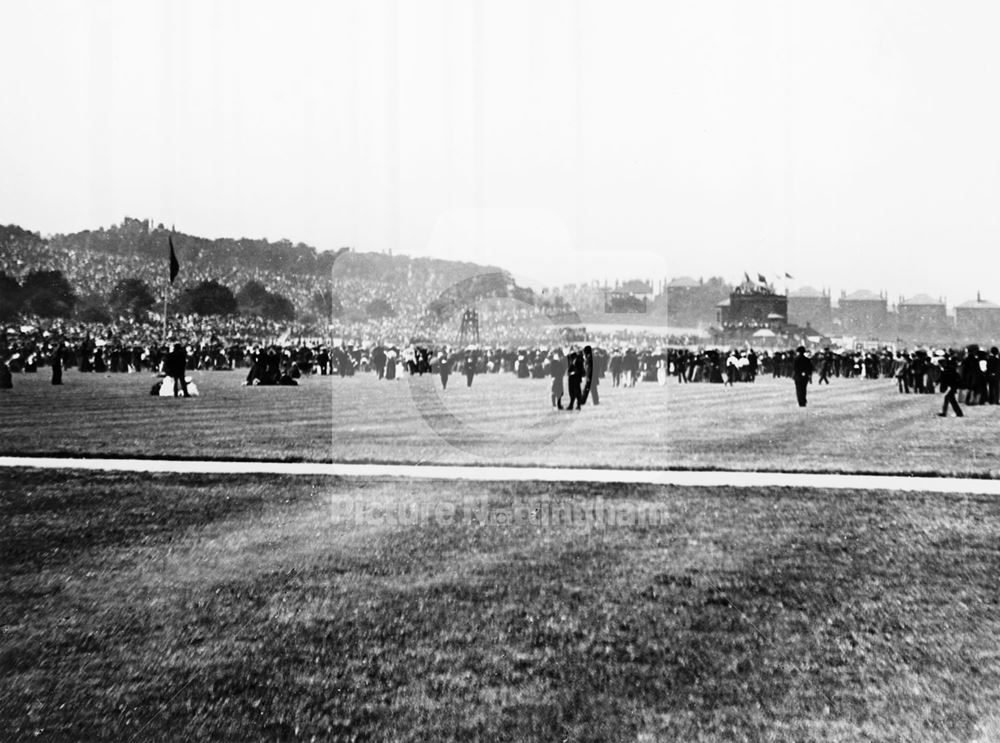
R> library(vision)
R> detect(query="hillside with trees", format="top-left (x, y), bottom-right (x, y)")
top-left (0, 218), bottom-right (537, 333)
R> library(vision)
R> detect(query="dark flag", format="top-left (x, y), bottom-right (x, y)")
top-left (757, 273), bottom-right (767, 283)
top-left (169, 236), bottom-right (179, 284)
top-left (785, 272), bottom-right (794, 279)
top-left (743, 271), bottom-right (751, 284)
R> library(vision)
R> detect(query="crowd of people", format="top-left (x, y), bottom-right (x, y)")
top-left (4, 224), bottom-right (1000, 413)
top-left (3, 223), bottom-right (689, 349)
top-left (3, 314), bottom-right (1000, 421)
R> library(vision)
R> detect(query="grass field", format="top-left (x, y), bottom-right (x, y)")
top-left (2, 369), bottom-right (999, 475)
top-left (3, 469), bottom-right (1000, 741)
top-left (4, 370), bottom-right (997, 740)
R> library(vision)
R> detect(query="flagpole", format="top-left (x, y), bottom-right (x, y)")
top-left (165, 232), bottom-right (178, 346)
top-left (163, 284), bottom-right (168, 345)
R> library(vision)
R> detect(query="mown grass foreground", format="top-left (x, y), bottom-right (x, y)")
top-left (3, 469), bottom-right (1000, 741)
top-left (2, 369), bottom-right (1000, 475)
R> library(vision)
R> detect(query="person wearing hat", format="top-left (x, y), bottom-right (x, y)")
top-left (817, 348), bottom-right (832, 385)
top-left (50, 339), bottom-right (64, 386)
top-left (609, 348), bottom-right (623, 387)
top-left (438, 349), bottom-right (452, 390)
top-left (566, 346), bottom-right (584, 410)
top-left (938, 356), bottom-right (964, 417)
top-left (792, 346), bottom-right (812, 407)
top-left (164, 342), bottom-right (190, 397)
top-left (582, 345), bottom-right (599, 405)
top-left (464, 347), bottom-right (477, 387)
top-left (960, 345), bottom-right (982, 405)
top-left (987, 346), bottom-right (1000, 405)
top-left (548, 348), bottom-right (566, 409)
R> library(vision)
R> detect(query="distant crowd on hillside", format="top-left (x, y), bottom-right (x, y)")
top-left (4, 220), bottom-right (657, 347)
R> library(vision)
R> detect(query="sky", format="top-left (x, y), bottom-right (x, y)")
top-left (2, 0), bottom-right (1000, 305)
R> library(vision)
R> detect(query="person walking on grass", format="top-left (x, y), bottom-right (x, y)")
top-left (164, 343), bottom-right (190, 397)
top-left (817, 348), bottom-right (832, 385)
top-left (437, 350), bottom-right (452, 390)
top-left (566, 346), bottom-right (584, 410)
top-left (938, 356), bottom-right (964, 417)
top-left (793, 346), bottom-right (812, 408)
top-left (464, 349), bottom-right (477, 388)
top-left (988, 346), bottom-right (1000, 405)
top-left (50, 340), bottom-right (63, 386)
top-left (582, 345), bottom-right (600, 406)
top-left (548, 348), bottom-right (566, 409)
top-left (0, 358), bottom-right (12, 390)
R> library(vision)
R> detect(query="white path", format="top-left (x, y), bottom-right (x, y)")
top-left (1, 455), bottom-right (999, 494)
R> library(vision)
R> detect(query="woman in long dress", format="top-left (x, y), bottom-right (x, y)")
top-left (51, 341), bottom-right (63, 385)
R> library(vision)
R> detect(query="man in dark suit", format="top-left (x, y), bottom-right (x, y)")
top-left (566, 347), bottom-right (584, 410)
top-left (817, 349), bottom-right (832, 385)
top-left (987, 347), bottom-right (1000, 405)
top-left (0, 358), bottom-right (12, 389)
top-left (581, 345), bottom-right (600, 406)
top-left (464, 350), bottom-right (477, 387)
top-left (438, 349), bottom-right (452, 389)
top-left (165, 343), bottom-right (190, 397)
top-left (939, 356), bottom-right (964, 417)
top-left (747, 348), bottom-right (758, 382)
top-left (793, 346), bottom-right (812, 407)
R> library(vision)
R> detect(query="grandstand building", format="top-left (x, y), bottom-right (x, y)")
top-left (955, 293), bottom-right (1000, 341)
top-left (897, 294), bottom-right (949, 338)
top-left (787, 286), bottom-right (831, 332)
top-left (837, 290), bottom-right (888, 338)
top-left (717, 279), bottom-right (787, 330)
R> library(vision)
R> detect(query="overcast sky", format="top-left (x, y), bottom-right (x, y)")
top-left (2, 0), bottom-right (999, 304)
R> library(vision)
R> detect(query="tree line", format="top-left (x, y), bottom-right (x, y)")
top-left (0, 270), bottom-right (303, 323)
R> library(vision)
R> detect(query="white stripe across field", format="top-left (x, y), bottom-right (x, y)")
top-left (2, 455), bottom-right (999, 494)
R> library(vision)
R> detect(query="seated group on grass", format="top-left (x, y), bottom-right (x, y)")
top-left (244, 347), bottom-right (299, 386)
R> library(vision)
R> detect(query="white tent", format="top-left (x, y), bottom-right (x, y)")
top-left (752, 328), bottom-right (776, 338)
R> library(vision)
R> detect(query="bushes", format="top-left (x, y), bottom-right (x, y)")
top-left (236, 281), bottom-right (295, 321)
top-left (180, 280), bottom-right (238, 316)
top-left (109, 278), bottom-right (156, 321)
top-left (8, 270), bottom-right (78, 319)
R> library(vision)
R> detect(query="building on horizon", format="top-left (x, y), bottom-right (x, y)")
top-left (717, 277), bottom-right (787, 330)
top-left (955, 293), bottom-right (1000, 342)
top-left (837, 289), bottom-right (888, 338)
top-left (664, 276), bottom-right (729, 328)
top-left (602, 279), bottom-right (653, 314)
top-left (787, 286), bottom-right (831, 333)
top-left (898, 294), bottom-right (948, 340)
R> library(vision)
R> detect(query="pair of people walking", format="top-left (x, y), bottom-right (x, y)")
top-left (550, 345), bottom-right (599, 410)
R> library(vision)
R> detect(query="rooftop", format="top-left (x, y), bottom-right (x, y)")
top-left (842, 289), bottom-right (883, 302)
top-left (901, 294), bottom-right (942, 306)
top-left (956, 297), bottom-right (1000, 309)
top-left (667, 276), bottom-right (700, 288)
top-left (618, 280), bottom-right (653, 294)
top-left (789, 286), bottom-right (825, 298)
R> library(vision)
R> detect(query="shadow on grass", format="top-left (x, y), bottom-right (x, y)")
top-left (3, 482), bottom-right (1000, 741)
